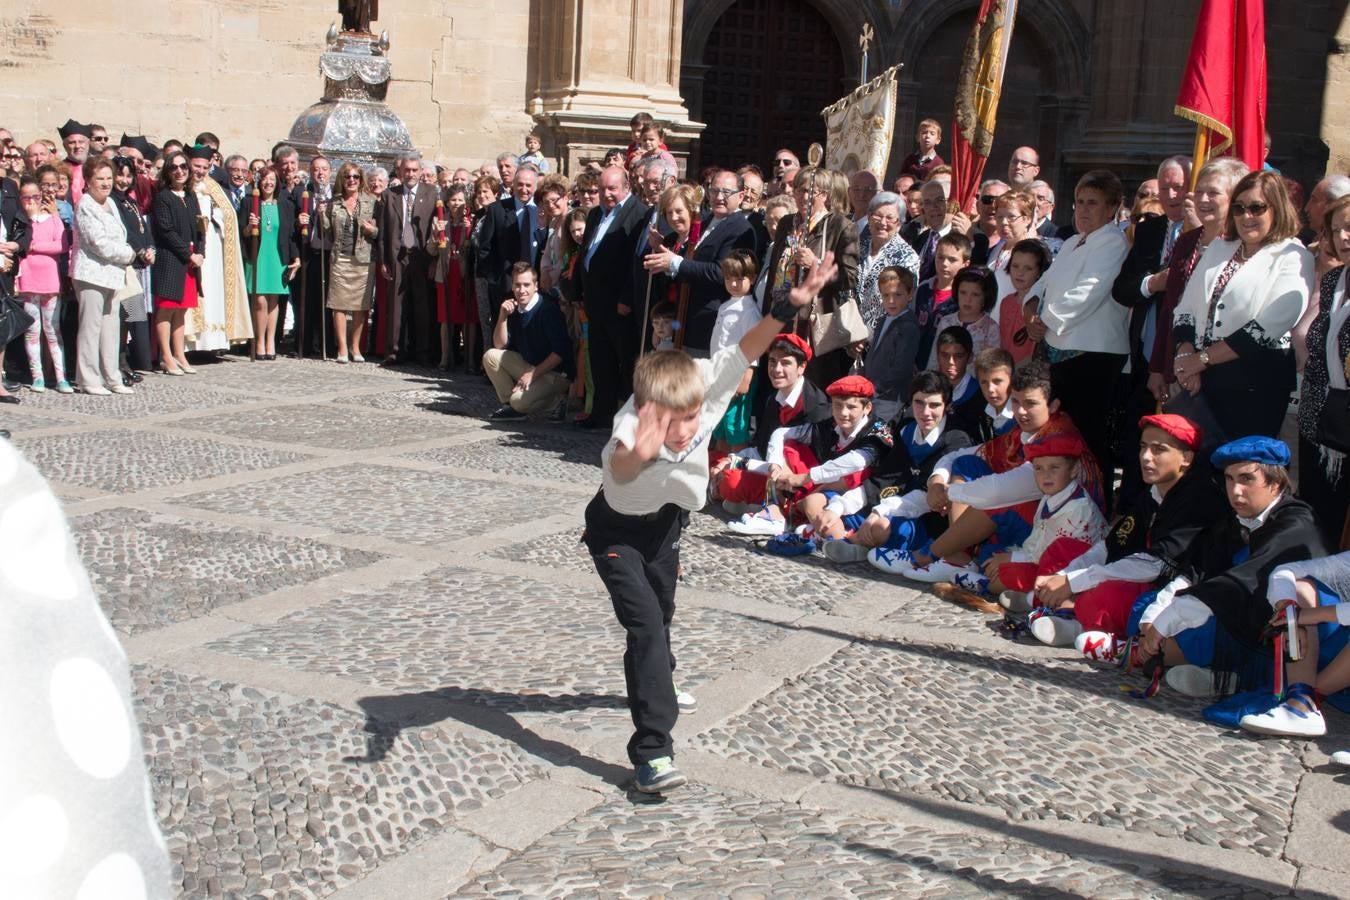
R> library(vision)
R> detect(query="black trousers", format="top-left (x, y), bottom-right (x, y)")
top-left (1051, 351), bottom-right (1126, 510)
top-left (584, 491), bottom-right (684, 766)
top-left (587, 312), bottom-right (637, 426)
top-left (1299, 434), bottom-right (1350, 547)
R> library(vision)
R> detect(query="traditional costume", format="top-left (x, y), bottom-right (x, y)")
top-left (185, 146), bottom-right (251, 350)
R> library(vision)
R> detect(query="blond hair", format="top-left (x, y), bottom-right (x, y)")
top-left (632, 350), bottom-right (703, 410)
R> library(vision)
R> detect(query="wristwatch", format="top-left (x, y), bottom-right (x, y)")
top-left (1197, 349), bottom-right (1211, 368)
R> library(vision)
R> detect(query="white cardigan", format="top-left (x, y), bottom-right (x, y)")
top-left (72, 195), bottom-right (135, 290)
top-left (1027, 223), bottom-right (1130, 354)
top-left (1173, 237), bottom-right (1313, 349)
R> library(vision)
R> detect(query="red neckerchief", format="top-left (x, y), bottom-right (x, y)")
top-left (778, 392), bottom-right (804, 425)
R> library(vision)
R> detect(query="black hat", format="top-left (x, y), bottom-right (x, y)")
top-left (118, 132), bottom-right (137, 148)
top-left (58, 118), bottom-right (92, 140)
top-left (133, 137), bottom-right (159, 162)
top-left (186, 144), bottom-right (214, 161)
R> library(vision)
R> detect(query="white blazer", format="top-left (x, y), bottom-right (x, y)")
top-left (72, 195), bottom-right (135, 290)
top-left (1173, 237), bottom-right (1313, 349)
top-left (1028, 223), bottom-right (1130, 354)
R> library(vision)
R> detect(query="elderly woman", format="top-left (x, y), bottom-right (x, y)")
top-left (323, 161), bottom-right (378, 363)
top-left (150, 149), bottom-right (204, 375)
top-left (989, 190), bottom-right (1037, 300)
top-left (765, 166), bottom-right (860, 383)
top-left (1023, 170), bottom-right (1131, 497)
top-left (1172, 170), bottom-right (1314, 441)
top-left (1147, 158), bottom-right (1249, 403)
top-left (855, 191), bottom-right (920, 328)
top-left (72, 157), bottom-right (137, 394)
top-left (647, 183), bottom-right (702, 343)
top-left (1295, 195), bottom-right (1350, 545)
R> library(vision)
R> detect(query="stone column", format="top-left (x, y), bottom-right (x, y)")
top-left (529, 0), bottom-right (703, 175)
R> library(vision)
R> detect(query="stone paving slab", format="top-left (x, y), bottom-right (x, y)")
top-left (72, 506), bottom-right (384, 636)
top-left (175, 463), bottom-right (570, 547)
top-left (10, 379), bottom-right (257, 420)
top-left (0, 406), bottom-right (87, 431)
top-left (203, 566), bottom-right (789, 736)
top-left (135, 664), bottom-right (545, 898)
top-left (14, 426), bottom-right (311, 493)
top-left (401, 430), bottom-right (606, 485)
top-left (335, 383), bottom-right (503, 422)
top-left (489, 510), bottom-right (898, 614)
top-left (453, 782), bottom-right (1275, 899)
top-left (164, 401), bottom-right (473, 451)
top-left (692, 641), bottom-right (1303, 857)
top-left (188, 356), bottom-right (424, 397)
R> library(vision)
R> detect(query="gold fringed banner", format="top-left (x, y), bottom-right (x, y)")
top-left (820, 64), bottom-right (903, 180)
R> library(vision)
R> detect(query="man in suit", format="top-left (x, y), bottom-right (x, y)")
top-left (477, 166), bottom-right (542, 311)
top-left (576, 166), bottom-right (650, 429)
top-left (641, 169), bottom-right (756, 355)
top-left (379, 153), bottom-right (439, 364)
top-left (299, 156), bottom-right (336, 357)
top-left (222, 155), bottom-right (251, 212)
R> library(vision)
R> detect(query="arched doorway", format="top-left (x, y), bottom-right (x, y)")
top-left (695, 0), bottom-right (847, 173)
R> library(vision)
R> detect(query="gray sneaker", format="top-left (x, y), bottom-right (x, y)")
top-left (822, 539), bottom-right (870, 563)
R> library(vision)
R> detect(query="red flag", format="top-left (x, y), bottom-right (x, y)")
top-left (948, 0), bottom-right (1019, 215)
top-left (1174, 0), bottom-right (1267, 170)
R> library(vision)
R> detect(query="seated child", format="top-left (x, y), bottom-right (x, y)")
top-left (710, 251), bottom-right (764, 452)
top-left (932, 325), bottom-right (982, 424)
top-left (823, 370), bottom-right (972, 563)
top-left (926, 266), bottom-right (1000, 368)
top-left (914, 231), bottom-right (970, 366)
top-left (997, 239), bottom-right (1051, 363)
top-left (936, 433), bottom-right (1108, 607)
top-left (587, 252), bottom-right (838, 793)
top-left (649, 302), bottom-right (676, 352)
top-left (951, 347), bottom-right (1016, 444)
top-left (726, 375), bottom-right (891, 539)
top-left (1023, 414), bottom-right (1227, 654)
top-left (1134, 437), bottom-right (1327, 699)
top-left (710, 334), bottom-right (832, 513)
top-left (517, 131), bottom-right (550, 174)
top-left (899, 118), bottom-right (946, 183)
top-left (1237, 550), bottom-right (1350, 743)
top-left (863, 265), bottom-right (920, 422)
top-left (877, 361), bottom-right (1103, 583)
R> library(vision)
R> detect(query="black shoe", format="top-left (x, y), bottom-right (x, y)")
top-left (123, 371), bottom-right (144, 384)
top-left (489, 404), bottom-right (526, 420)
top-left (0, 429), bottom-right (9, 440)
top-left (0, 394), bottom-right (19, 405)
top-left (2, 380), bottom-right (18, 393)
top-left (549, 396), bottom-right (570, 422)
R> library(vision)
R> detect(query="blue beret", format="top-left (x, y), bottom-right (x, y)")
top-left (1210, 436), bottom-right (1290, 469)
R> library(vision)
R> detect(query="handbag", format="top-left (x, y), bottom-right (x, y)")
top-left (810, 296), bottom-right (870, 357)
top-left (0, 291), bottom-right (34, 346)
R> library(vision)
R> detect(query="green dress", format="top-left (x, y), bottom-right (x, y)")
top-left (245, 202), bottom-right (289, 295)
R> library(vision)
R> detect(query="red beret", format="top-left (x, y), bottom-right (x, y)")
top-left (825, 374), bottom-right (875, 399)
top-left (1138, 413), bottom-right (1202, 450)
top-left (1024, 432), bottom-right (1086, 460)
top-left (771, 333), bottom-right (813, 362)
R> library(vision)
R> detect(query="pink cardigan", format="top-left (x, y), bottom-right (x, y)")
top-left (16, 214), bottom-right (68, 296)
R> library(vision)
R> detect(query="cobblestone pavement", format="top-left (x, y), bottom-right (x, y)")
top-left (7, 353), bottom-right (1348, 898)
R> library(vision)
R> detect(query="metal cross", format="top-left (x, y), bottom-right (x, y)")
top-left (859, 22), bottom-right (874, 85)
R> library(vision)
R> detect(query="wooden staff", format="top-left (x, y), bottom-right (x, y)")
top-left (298, 189), bottom-right (309, 358)
top-left (249, 188), bottom-right (260, 360)
top-left (672, 218), bottom-right (701, 351)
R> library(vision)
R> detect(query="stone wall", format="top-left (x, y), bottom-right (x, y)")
top-left (0, 0), bottom-right (539, 169)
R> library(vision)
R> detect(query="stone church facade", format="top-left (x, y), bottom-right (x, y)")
top-left (3, 0), bottom-right (1346, 195)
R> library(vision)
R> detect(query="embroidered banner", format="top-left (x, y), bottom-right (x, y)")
top-left (820, 64), bottom-right (903, 180)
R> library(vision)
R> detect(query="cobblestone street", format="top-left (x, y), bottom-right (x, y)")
top-left (9, 354), bottom-right (1350, 898)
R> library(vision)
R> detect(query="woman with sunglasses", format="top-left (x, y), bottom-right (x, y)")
top-left (150, 150), bottom-right (204, 375)
top-left (1172, 170), bottom-right (1314, 440)
top-left (322, 162), bottom-right (377, 363)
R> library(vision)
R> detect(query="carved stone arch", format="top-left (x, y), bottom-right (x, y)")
top-left (682, 0), bottom-right (879, 85)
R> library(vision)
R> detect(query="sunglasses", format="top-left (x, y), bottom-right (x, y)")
top-left (344, 173), bottom-right (362, 180)
top-left (710, 187), bottom-right (740, 198)
top-left (1232, 201), bottom-right (1270, 217)
top-left (168, 163), bottom-right (188, 171)
top-left (774, 158), bottom-right (794, 166)
top-left (979, 194), bottom-right (999, 206)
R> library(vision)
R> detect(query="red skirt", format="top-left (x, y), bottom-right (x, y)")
top-left (436, 262), bottom-right (468, 325)
top-left (156, 266), bottom-right (198, 310)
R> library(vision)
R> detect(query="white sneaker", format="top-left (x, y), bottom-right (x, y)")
top-left (1029, 613), bottom-right (1083, 647)
top-left (1239, 702), bottom-right (1327, 738)
top-left (868, 546), bottom-right (912, 574)
top-left (675, 683), bottom-right (697, 714)
top-left (1075, 630), bottom-right (1126, 662)
top-left (1331, 750), bottom-right (1350, 767)
top-left (999, 590), bottom-right (1032, 613)
top-left (898, 558), bottom-right (976, 584)
top-left (727, 511), bottom-right (785, 536)
top-left (1164, 664), bottom-right (1235, 698)
top-left (721, 499), bottom-right (758, 517)
top-left (80, 385), bottom-right (112, 396)
top-left (108, 384), bottom-right (134, 395)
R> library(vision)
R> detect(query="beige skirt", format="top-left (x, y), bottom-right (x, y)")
top-left (326, 255), bottom-right (374, 311)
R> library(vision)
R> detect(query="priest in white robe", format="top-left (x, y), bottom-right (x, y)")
top-left (186, 145), bottom-right (252, 350)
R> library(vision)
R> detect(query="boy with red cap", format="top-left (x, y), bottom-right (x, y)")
top-left (922, 432), bottom-right (1108, 610)
top-left (727, 373), bottom-right (892, 539)
top-left (1017, 413), bottom-right (1229, 653)
top-left (710, 334), bottom-right (832, 513)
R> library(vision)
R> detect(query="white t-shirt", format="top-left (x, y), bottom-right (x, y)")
top-left (710, 295), bottom-right (763, 358)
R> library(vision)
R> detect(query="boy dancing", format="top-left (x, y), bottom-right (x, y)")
top-left (585, 255), bottom-right (838, 793)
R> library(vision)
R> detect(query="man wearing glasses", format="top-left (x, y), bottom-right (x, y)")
top-left (88, 125), bottom-right (109, 155)
top-left (642, 169), bottom-right (755, 356)
top-left (1006, 146), bottom-right (1041, 190)
top-left (772, 149), bottom-right (800, 190)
